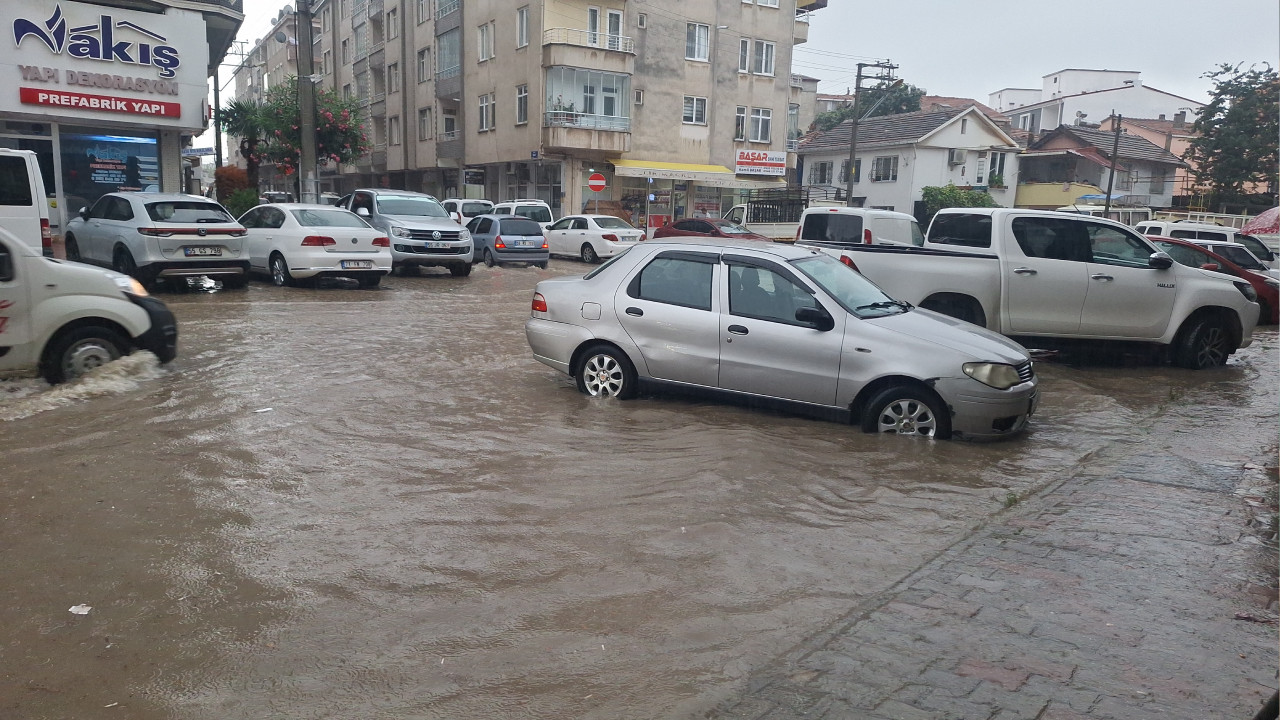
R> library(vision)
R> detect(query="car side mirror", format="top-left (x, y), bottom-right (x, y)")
top-left (795, 305), bottom-right (835, 331)
top-left (1148, 252), bottom-right (1173, 270)
top-left (79, 207), bottom-right (89, 220)
top-left (1199, 262), bottom-right (1221, 271)
top-left (355, 207), bottom-right (370, 217)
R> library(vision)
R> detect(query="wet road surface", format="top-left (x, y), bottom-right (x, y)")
top-left (1, 259), bottom-right (1276, 719)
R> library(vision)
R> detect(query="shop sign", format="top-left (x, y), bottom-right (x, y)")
top-left (464, 168), bottom-right (485, 185)
top-left (735, 150), bottom-right (787, 176)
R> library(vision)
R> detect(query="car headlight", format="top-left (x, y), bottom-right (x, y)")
top-left (114, 276), bottom-right (149, 297)
top-left (459, 229), bottom-right (471, 241)
top-left (962, 362), bottom-right (1021, 390)
top-left (1234, 280), bottom-right (1258, 302)
top-left (390, 225), bottom-right (411, 238)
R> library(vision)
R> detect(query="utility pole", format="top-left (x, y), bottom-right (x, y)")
top-left (296, 0), bottom-right (319, 204)
top-left (845, 60), bottom-right (898, 207)
top-left (1103, 111), bottom-right (1122, 216)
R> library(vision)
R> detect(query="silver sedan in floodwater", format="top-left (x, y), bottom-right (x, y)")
top-left (524, 238), bottom-right (1039, 439)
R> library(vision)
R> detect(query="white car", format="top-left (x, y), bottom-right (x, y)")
top-left (545, 214), bottom-right (645, 263)
top-left (441, 198), bottom-right (494, 224)
top-left (493, 199), bottom-right (555, 230)
top-left (1185, 238), bottom-right (1279, 279)
top-left (239, 203), bottom-right (392, 288)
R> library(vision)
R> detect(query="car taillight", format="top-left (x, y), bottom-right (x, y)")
top-left (531, 292), bottom-right (547, 313)
top-left (541, 239), bottom-right (548, 249)
top-left (301, 235), bottom-right (336, 246)
top-left (230, 228), bottom-right (247, 236)
top-left (372, 236), bottom-right (390, 247)
top-left (840, 254), bottom-right (860, 272)
top-left (864, 228), bottom-right (873, 244)
top-left (602, 233), bottom-right (619, 242)
top-left (494, 235), bottom-right (507, 249)
top-left (138, 227), bottom-right (173, 237)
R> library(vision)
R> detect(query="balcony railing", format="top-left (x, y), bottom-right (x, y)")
top-left (544, 111), bottom-right (630, 132)
top-left (438, 130), bottom-right (460, 142)
top-left (786, 139), bottom-right (799, 151)
top-left (790, 74), bottom-right (803, 88)
top-left (435, 0), bottom-right (459, 20)
top-left (542, 27), bottom-right (635, 54)
top-left (435, 65), bottom-right (460, 80)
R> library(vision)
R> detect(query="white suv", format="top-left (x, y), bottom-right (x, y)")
top-left (441, 198), bottom-right (494, 224)
top-left (493, 199), bottom-right (554, 230)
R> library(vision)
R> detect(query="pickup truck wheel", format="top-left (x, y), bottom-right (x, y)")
top-left (862, 385), bottom-right (951, 439)
top-left (42, 326), bottom-right (128, 384)
top-left (581, 244), bottom-right (599, 264)
top-left (576, 344), bottom-right (637, 399)
top-left (449, 263), bottom-right (472, 277)
top-left (64, 235), bottom-right (81, 261)
top-left (1174, 317), bottom-right (1231, 369)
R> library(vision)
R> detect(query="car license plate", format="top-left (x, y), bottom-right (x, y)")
top-left (516, 240), bottom-right (534, 247)
top-left (426, 242), bottom-right (448, 249)
top-left (184, 246), bottom-right (221, 256)
top-left (341, 260), bottom-right (373, 269)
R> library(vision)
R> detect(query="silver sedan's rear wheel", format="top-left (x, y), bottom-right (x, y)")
top-left (575, 344), bottom-right (637, 399)
top-left (862, 385), bottom-right (951, 439)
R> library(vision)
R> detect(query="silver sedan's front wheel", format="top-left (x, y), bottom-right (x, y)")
top-left (861, 385), bottom-right (951, 439)
top-left (575, 345), bottom-right (637, 399)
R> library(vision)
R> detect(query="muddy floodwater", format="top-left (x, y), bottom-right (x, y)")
top-left (2, 260), bottom-right (1276, 719)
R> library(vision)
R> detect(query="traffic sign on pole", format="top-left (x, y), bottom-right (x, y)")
top-left (588, 173), bottom-right (607, 192)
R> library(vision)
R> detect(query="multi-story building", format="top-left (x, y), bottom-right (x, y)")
top-left (298, 0), bottom-right (826, 230)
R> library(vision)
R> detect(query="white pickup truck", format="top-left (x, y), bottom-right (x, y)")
top-left (801, 208), bottom-right (1260, 369)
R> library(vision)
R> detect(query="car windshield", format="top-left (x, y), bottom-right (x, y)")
top-left (461, 202), bottom-right (492, 216)
top-left (593, 216), bottom-right (633, 229)
top-left (1209, 244), bottom-right (1266, 270)
top-left (714, 221), bottom-right (754, 235)
top-left (376, 195), bottom-right (449, 217)
top-left (499, 218), bottom-right (544, 235)
top-left (146, 201), bottom-right (233, 223)
top-left (1237, 235), bottom-right (1274, 260)
top-left (513, 205), bottom-right (553, 223)
top-left (791, 253), bottom-right (907, 318)
top-left (291, 208), bottom-right (369, 228)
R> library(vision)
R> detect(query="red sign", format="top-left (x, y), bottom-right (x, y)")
top-left (587, 173), bottom-right (607, 192)
top-left (19, 87), bottom-right (182, 118)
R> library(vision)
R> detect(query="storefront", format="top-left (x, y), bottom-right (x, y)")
top-left (0, 0), bottom-right (213, 239)
top-left (608, 157), bottom-right (786, 233)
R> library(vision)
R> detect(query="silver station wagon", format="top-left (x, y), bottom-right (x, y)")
top-left (524, 239), bottom-right (1039, 439)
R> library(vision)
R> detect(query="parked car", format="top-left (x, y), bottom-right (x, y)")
top-left (795, 207), bottom-right (926, 247)
top-left (1180, 238), bottom-right (1279, 279)
top-left (546, 214), bottom-right (645, 262)
top-left (64, 192), bottom-right (250, 288)
top-left (337, 189), bottom-right (473, 277)
top-left (465, 214), bottom-right (549, 268)
top-left (652, 218), bottom-right (772, 242)
top-left (524, 238), bottom-right (1039, 440)
top-left (0, 225), bottom-right (177, 383)
top-left (260, 191), bottom-right (294, 203)
top-left (1151, 236), bottom-right (1279, 324)
top-left (0, 148), bottom-right (53, 257)
top-left (441, 198), bottom-right (495, 224)
top-left (238, 203), bottom-right (391, 288)
top-left (1136, 220), bottom-right (1278, 268)
top-left (493, 199), bottom-right (555, 230)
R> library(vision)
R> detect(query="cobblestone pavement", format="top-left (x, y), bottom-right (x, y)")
top-left (709, 384), bottom-right (1279, 720)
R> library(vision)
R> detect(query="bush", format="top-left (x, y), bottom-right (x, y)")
top-left (920, 183), bottom-right (1001, 226)
top-left (223, 188), bottom-right (260, 219)
top-left (215, 166), bottom-right (249, 202)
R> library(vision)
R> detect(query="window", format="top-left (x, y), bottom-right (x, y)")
top-left (417, 48), bottom-right (430, 82)
top-left (1149, 168), bottom-right (1168, 194)
top-left (728, 263), bottom-right (817, 324)
top-left (1087, 224), bottom-right (1153, 267)
top-left (417, 0), bottom-right (427, 24)
top-left (931, 213), bottom-right (993, 249)
top-left (871, 155), bottom-right (898, 182)
top-left (757, 0), bottom-right (780, 6)
top-left (387, 8), bottom-right (398, 39)
top-left (516, 84), bottom-right (528, 124)
top-left (634, 89), bottom-right (644, 105)
top-left (587, 7), bottom-right (600, 45)
top-left (749, 107), bottom-right (771, 142)
top-left (606, 10), bottom-right (622, 50)
top-left (683, 96), bottom-right (707, 124)
top-left (632, 256), bottom-right (714, 310)
top-left (989, 151), bottom-right (1006, 185)
top-left (477, 23), bottom-right (493, 61)
top-left (960, 118), bottom-right (968, 134)
top-left (322, 50), bottom-right (332, 76)
top-left (976, 151), bottom-right (986, 185)
top-left (517, 6), bottom-right (529, 48)
top-left (843, 158), bottom-right (861, 183)
top-left (387, 63), bottom-right (400, 93)
top-left (752, 40), bottom-right (775, 75)
top-left (1115, 169), bottom-right (1132, 191)
top-left (388, 115), bottom-right (401, 145)
top-left (1011, 217), bottom-right (1095, 262)
top-left (342, 83), bottom-right (352, 99)
top-left (808, 161), bottom-right (833, 185)
top-left (341, 38), bottom-right (350, 64)
top-left (739, 39), bottom-right (749, 72)
top-left (322, 7), bottom-right (331, 32)
top-left (443, 110), bottom-right (457, 135)
top-left (418, 107), bottom-right (433, 140)
top-left (734, 106), bottom-right (747, 141)
top-left (437, 28), bottom-right (460, 76)
top-left (637, 13), bottom-right (646, 28)
top-left (685, 23), bottom-right (710, 61)
top-left (478, 93), bottom-right (495, 131)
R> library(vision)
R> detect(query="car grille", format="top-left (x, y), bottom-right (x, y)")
top-left (406, 229), bottom-right (463, 241)
top-left (394, 244), bottom-right (469, 255)
top-left (1016, 360), bottom-right (1034, 383)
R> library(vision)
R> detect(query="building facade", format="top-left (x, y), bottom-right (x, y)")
top-left (298, 0), bottom-right (825, 230)
top-left (0, 0), bottom-right (241, 239)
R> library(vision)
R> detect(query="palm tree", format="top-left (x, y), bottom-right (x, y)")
top-left (216, 98), bottom-right (268, 192)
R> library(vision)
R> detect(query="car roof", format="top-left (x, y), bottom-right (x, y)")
top-left (1191, 238), bottom-right (1247, 247)
top-left (259, 203), bottom-right (357, 211)
top-left (642, 236), bottom-right (824, 260)
top-left (115, 192), bottom-right (215, 202)
top-left (353, 188), bottom-right (438, 197)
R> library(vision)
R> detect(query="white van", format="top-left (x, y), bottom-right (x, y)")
top-left (0, 149), bottom-right (53, 257)
top-left (493, 199), bottom-right (554, 230)
top-left (795, 207), bottom-right (925, 247)
top-left (0, 225), bottom-right (177, 383)
top-left (1056, 204), bottom-right (1153, 227)
top-left (1135, 220), bottom-right (1278, 268)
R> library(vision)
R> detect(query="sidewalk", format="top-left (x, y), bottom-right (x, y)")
top-left (710, 434), bottom-right (1278, 719)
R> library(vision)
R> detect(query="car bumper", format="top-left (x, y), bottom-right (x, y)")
top-left (128, 294), bottom-right (178, 363)
top-left (492, 247), bottom-right (550, 264)
top-left (289, 255), bottom-right (392, 279)
top-left (933, 377), bottom-right (1038, 439)
top-left (143, 260), bottom-right (249, 280)
top-left (391, 242), bottom-right (473, 265)
top-left (525, 317), bottom-right (595, 374)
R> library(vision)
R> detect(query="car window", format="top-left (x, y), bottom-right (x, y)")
top-left (571, 218), bottom-right (588, 230)
top-left (500, 218), bottom-right (543, 236)
top-left (514, 205), bottom-right (552, 223)
top-left (714, 221), bottom-right (754, 235)
top-left (107, 197), bottom-right (135, 221)
top-left (928, 213), bottom-right (990, 248)
top-left (791, 254), bottom-right (902, 318)
top-left (291, 208), bottom-right (368, 228)
top-left (1208, 243), bottom-right (1266, 270)
top-left (145, 201), bottom-right (234, 223)
top-left (374, 194), bottom-right (449, 217)
top-left (443, 201), bottom-right (457, 212)
top-left (800, 212), bottom-right (863, 243)
top-left (1012, 217), bottom-right (1092, 262)
top-left (1154, 241), bottom-right (1207, 268)
top-left (462, 202), bottom-right (492, 216)
top-left (352, 192), bottom-right (376, 214)
top-left (1087, 225), bottom-right (1153, 267)
top-left (337, 194), bottom-right (352, 209)
top-left (594, 217), bottom-right (633, 229)
top-left (239, 208), bottom-right (262, 228)
top-left (672, 220), bottom-right (695, 231)
top-left (1238, 235), bottom-right (1276, 261)
top-left (89, 195), bottom-right (113, 219)
top-left (0, 156), bottom-right (33, 206)
top-left (263, 207), bottom-right (286, 229)
top-left (549, 217), bottom-right (574, 231)
top-left (632, 256), bottom-right (713, 310)
top-left (728, 263), bottom-right (818, 324)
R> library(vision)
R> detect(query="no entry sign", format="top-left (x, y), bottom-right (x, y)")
top-left (588, 173), bottom-right (607, 192)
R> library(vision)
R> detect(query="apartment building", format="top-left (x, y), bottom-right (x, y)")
top-left (295, 0), bottom-right (824, 229)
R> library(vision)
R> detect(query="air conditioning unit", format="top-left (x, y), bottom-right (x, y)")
top-left (948, 149), bottom-right (967, 166)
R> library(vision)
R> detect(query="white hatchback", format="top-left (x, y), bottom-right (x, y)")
top-left (545, 214), bottom-right (645, 263)
top-left (239, 204), bottom-right (391, 288)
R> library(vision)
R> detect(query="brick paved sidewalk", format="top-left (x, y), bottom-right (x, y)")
top-left (709, 442), bottom-right (1279, 720)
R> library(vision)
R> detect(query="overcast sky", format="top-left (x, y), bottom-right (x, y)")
top-left (797, 0), bottom-right (1278, 105)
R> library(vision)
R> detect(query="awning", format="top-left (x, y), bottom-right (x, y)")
top-left (610, 159), bottom-right (787, 188)
top-left (1021, 148), bottom-right (1128, 172)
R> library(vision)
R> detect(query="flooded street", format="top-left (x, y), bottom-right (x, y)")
top-left (2, 259), bottom-right (1276, 719)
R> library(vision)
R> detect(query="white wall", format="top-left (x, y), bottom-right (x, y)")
top-left (1044, 69), bottom-right (1140, 98)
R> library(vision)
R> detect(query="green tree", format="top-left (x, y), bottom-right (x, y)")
top-left (216, 98), bottom-right (269, 192)
top-left (919, 183), bottom-right (1000, 226)
top-left (259, 76), bottom-right (371, 178)
top-left (1184, 63), bottom-right (1279, 209)
top-left (813, 82), bottom-right (926, 132)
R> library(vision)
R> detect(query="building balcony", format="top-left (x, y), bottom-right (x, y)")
top-left (542, 28), bottom-right (634, 75)
top-left (437, 132), bottom-right (463, 160)
top-left (434, 69), bottom-right (461, 99)
top-left (543, 112), bottom-right (631, 154)
top-left (367, 0), bottom-right (383, 19)
top-left (794, 15), bottom-right (809, 44)
top-left (786, 139), bottom-right (799, 151)
top-left (796, 0), bottom-right (827, 9)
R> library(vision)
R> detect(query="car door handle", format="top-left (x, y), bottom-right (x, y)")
top-left (1090, 273), bottom-right (1114, 282)
top-left (1012, 267), bottom-right (1037, 275)
top-left (625, 307), bottom-right (643, 317)
top-left (727, 324), bottom-right (749, 335)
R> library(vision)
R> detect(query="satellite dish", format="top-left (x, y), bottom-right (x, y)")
top-left (283, 4), bottom-right (294, 14)
top-left (274, 30), bottom-right (288, 43)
